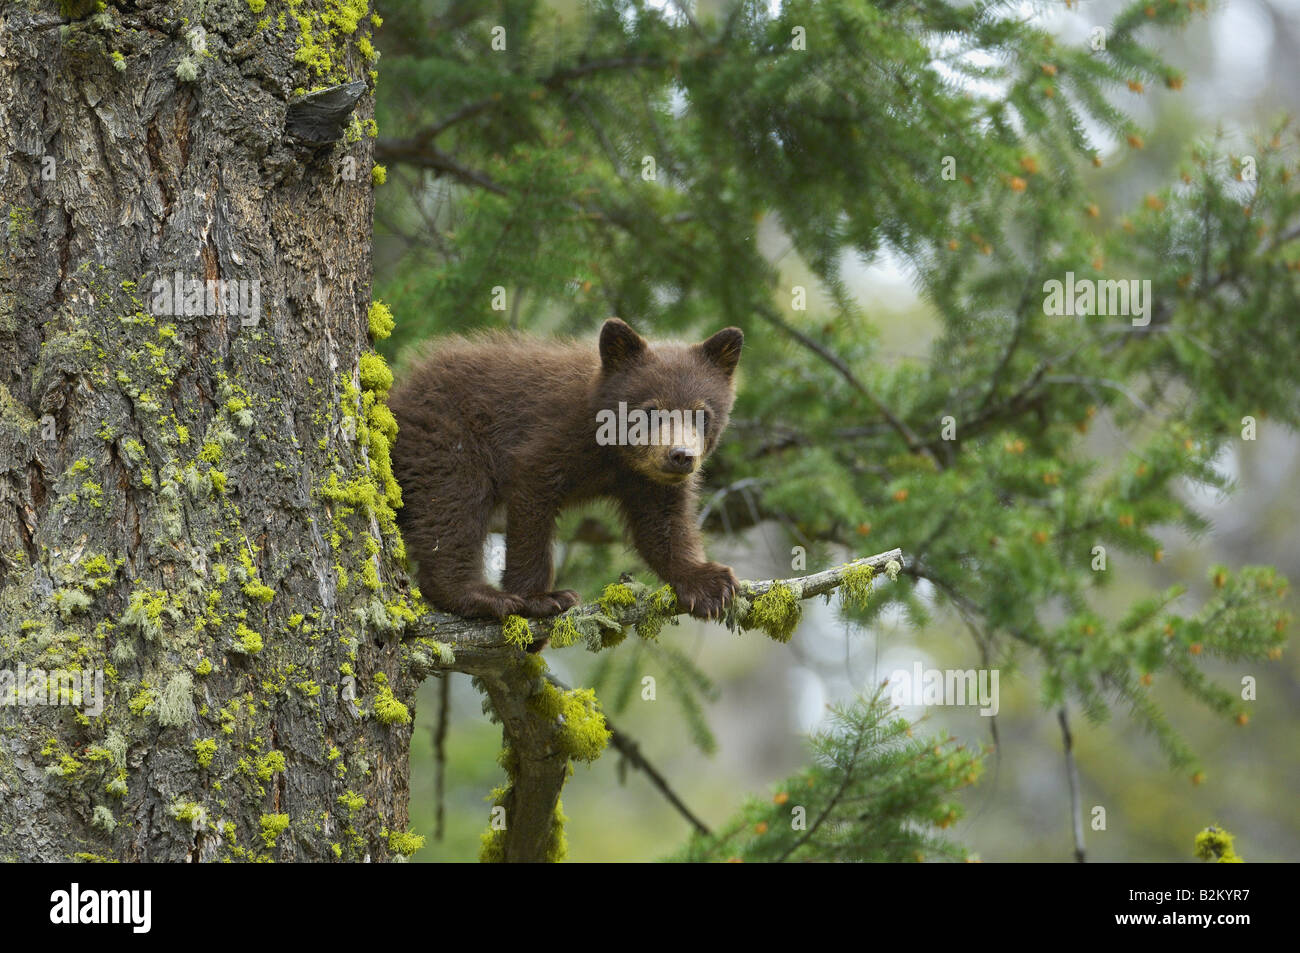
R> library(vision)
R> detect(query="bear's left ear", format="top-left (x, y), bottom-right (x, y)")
top-left (697, 327), bottom-right (744, 376)
top-left (600, 318), bottom-right (648, 372)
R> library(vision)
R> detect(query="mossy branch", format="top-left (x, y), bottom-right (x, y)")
top-left (403, 547), bottom-right (903, 862)
top-left (407, 547), bottom-right (904, 679)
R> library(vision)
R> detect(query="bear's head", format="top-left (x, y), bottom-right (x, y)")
top-left (592, 318), bottom-right (743, 486)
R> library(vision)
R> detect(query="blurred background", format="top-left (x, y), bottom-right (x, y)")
top-left (370, 0), bottom-right (1300, 861)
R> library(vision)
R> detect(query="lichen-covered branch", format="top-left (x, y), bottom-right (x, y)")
top-left (403, 547), bottom-right (904, 863)
top-left (407, 547), bottom-right (904, 679)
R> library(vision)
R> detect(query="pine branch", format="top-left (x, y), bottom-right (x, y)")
top-left (371, 139), bottom-right (507, 194)
top-left (755, 304), bottom-right (939, 467)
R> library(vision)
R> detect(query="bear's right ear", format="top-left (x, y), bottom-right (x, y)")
top-left (599, 318), bottom-right (647, 372)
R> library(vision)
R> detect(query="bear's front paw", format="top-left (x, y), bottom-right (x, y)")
top-left (519, 589), bottom-right (582, 618)
top-left (672, 562), bottom-right (739, 621)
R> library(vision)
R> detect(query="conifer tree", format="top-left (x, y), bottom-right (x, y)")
top-left (374, 0), bottom-right (1296, 860)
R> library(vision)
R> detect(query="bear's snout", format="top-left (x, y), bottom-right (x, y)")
top-left (665, 446), bottom-right (698, 473)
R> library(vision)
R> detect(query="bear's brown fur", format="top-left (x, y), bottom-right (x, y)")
top-left (390, 318), bottom-right (743, 621)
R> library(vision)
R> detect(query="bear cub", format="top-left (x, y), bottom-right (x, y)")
top-left (390, 318), bottom-right (743, 622)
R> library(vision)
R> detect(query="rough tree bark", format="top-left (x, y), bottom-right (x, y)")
top-left (0, 0), bottom-right (416, 862)
top-left (0, 0), bottom-right (902, 865)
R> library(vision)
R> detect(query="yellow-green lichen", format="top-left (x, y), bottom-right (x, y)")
top-left (387, 829), bottom-right (424, 856)
top-left (357, 352), bottom-right (392, 392)
top-left (122, 588), bottom-right (168, 640)
top-left (529, 683), bottom-right (610, 763)
top-left (367, 299), bottom-right (394, 339)
top-left (194, 738), bottom-right (217, 769)
top-left (548, 613), bottom-right (583, 648)
top-left (170, 801), bottom-right (205, 826)
top-left (156, 672), bottom-right (194, 727)
top-left (546, 797), bottom-right (568, 862)
top-left (598, 582), bottom-right (638, 614)
top-left (234, 623), bottom-right (264, 655)
top-left (254, 750), bottom-right (286, 781)
top-left (127, 687), bottom-right (156, 717)
top-left (839, 562), bottom-right (874, 609)
top-left (373, 684), bottom-right (410, 725)
top-left (260, 812), bottom-right (290, 847)
top-left (1194, 826), bottom-right (1243, 863)
top-left (502, 614), bottom-right (533, 649)
top-left (745, 582), bottom-right (802, 643)
top-left (242, 579), bottom-right (274, 603)
top-left (634, 585), bottom-right (679, 640)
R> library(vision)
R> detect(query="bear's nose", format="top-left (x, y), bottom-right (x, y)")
top-left (666, 447), bottom-right (698, 472)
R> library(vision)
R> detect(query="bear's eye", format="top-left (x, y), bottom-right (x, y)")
top-left (699, 409), bottom-right (713, 434)
top-left (639, 402), bottom-right (658, 416)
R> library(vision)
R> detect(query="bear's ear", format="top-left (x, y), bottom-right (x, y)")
top-left (599, 318), bottom-right (648, 371)
top-left (697, 327), bottom-right (744, 376)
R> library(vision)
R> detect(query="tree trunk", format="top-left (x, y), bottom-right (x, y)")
top-left (0, 0), bottom-right (417, 862)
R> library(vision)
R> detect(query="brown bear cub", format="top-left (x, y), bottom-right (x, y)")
top-left (390, 318), bottom-right (743, 622)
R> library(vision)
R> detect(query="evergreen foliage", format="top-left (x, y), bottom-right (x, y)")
top-left (671, 686), bottom-right (984, 862)
top-left (374, 0), bottom-right (1297, 857)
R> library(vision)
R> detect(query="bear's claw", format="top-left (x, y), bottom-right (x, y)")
top-left (672, 562), bottom-right (739, 621)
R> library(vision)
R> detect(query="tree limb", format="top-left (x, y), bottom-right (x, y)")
top-left (408, 547), bottom-right (904, 680)
top-left (403, 547), bottom-right (905, 862)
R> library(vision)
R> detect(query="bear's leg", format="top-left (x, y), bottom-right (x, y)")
top-left (502, 489), bottom-right (580, 618)
top-left (621, 484), bottom-right (739, 620)
top-left (397, 440), bottom-right (525, 620)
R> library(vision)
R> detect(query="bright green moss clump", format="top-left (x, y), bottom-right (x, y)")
top-left (194, 738), bottom-right (217, 769)
top-left (242, 579), bottom-right (275, 603)
top-left (746, 582), bottom-right (802, 643)
top-left (839, 562), bottom-right (875, 609)
top-left (530, 683), bottom-right (610, 762)
top-left (367, 300), bottom-right (394, 339)
top-left (501, 614), bottom-right (533, 649)
top-left (546, 798), bottom-right (568, 862)
top-left (480, 821), bottom-right (506, 863)
top-left (548, 613), bottom-right (583, 648)
top-left (598, 582), bottom-right (637, 614)
top-left (260, 813), bottom-right (290, 848)
top-left (387, 829), bottom-right (424, 856)
top-left (634, 585), bottom-right (679, 640)
top-left (234, 623), bottom-right (263, 655)
top-left (357, 352), bottom-right (393, 392)
top-left (1194, 826), bottom-right (1242, 863)
top-left (373, 684), bottom-right (411, 725)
